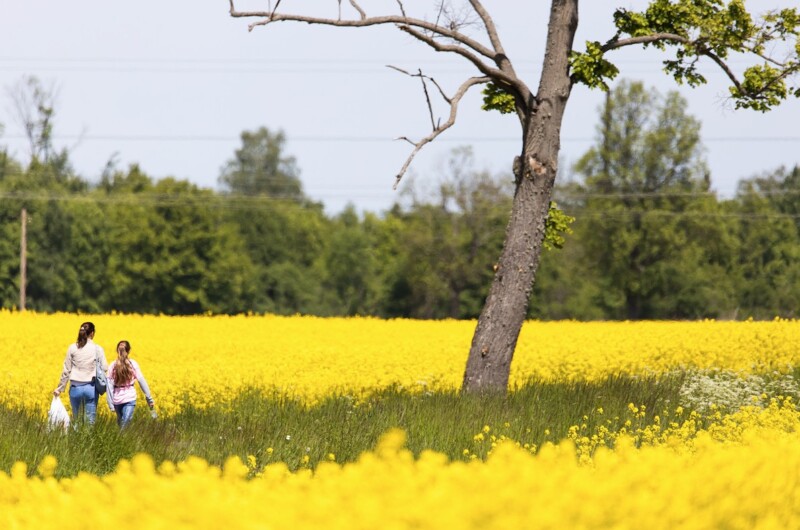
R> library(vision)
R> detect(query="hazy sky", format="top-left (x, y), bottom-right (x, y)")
top-left (1, 1), bottom-right (798, 214)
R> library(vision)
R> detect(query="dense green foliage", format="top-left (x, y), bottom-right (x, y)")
top-left (534, 82), bottom-right (800, 320)
top-left (570, 1), bottom-right (799, 112)
top-left (0, 80), bottom-right (798, 319)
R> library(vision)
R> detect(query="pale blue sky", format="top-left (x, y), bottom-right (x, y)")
top-left (1, 1), bottom-right (798, 214)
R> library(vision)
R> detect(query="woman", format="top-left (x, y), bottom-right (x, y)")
top-left (106, 340), bottom-right (155, 428)
top-left (53, 321), bottom-right (107, 425)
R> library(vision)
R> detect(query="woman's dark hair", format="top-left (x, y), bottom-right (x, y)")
top-left (112, 340), bottom-right (134, 385)
top-left (76, 321), bottom-right (95, 348)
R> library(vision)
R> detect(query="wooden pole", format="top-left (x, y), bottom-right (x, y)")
top-left (20, 208), bottom-right (27, 311)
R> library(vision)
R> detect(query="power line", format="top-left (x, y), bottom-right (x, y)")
top-left (2, 133), bottom-right (799, 143)
top-left (571, 210), bottom-right (800, 220)
top-left (554, 188), bottom-right (800, 199)
top-left (2, 191), bottom-right (799, 220)
top-left (0, 191), bottom-right (399, 211)
top-left (4, 187), bottom-right (799, 202)
top-left (0, 57), bottom-right (755, 65)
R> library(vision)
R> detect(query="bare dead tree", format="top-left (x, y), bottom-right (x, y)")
top-left (6, 75), bottom-right (60, 164)
top-left (229, 0), bottom-right (800, 393)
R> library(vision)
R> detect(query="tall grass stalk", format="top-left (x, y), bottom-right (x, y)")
top-left (1, 374), bottom-right (684, 477)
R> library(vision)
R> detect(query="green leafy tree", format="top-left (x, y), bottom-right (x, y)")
top-left (0, 120), bottom-right (12, 182)
top-left (219, 127), bottom-right (304, 201)
top-left (741, 165), bottom-right (800, 226)
top-left (231, 0), bottom-right (799, 392)
top-left (733, 170), bottom-right (800, 318)
top-left (573, 80), bottom-right (738, 319)
top-left (221, 197), bottom-right (328, 314)
top-left (217, 127), bottom-right (332, 314)
top-left (530, 180), bottom-right (605, 320)
top-left (319, 205), bottom-right (387, 316)
top-left (0, 79), bottom-right (90, 311)
top-left (101, 171), bottom-right (257, 314)
top-left (387, 148), bottom-right (511, 319)
top-left (0, 153), bottom-right (25, 307)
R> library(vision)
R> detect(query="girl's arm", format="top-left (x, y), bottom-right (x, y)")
top-left (135, 365), bottom-right (154, 405)
top-left (105, 362), bottom-right (115, 410)
top-left (137, 374), bottom-right (154, 405)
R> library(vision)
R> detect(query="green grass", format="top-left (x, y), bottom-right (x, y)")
top-left (0, 374), bottom-right (685, 477)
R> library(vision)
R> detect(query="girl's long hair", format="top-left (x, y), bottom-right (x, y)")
top-left (76, 322), bottom-right (95, 348)
top-left (112, 340), bottom-right (135, 385)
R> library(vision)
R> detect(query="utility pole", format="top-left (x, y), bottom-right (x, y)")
top-left (20, 208), bottom-right (27, 311)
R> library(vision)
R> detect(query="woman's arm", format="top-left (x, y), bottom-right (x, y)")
top-left (54, 347), bottom-right (73, 395)
top-left (97, 345), bottom-right (109, 372)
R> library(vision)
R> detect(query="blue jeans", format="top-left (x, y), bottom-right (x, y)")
top-left (69, 382), bottom-right (97, 425)
top-left (114, 401), bottom-right (136, 428)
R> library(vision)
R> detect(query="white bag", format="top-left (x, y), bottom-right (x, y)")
top-left (47, 396), bottom-right (70, 432)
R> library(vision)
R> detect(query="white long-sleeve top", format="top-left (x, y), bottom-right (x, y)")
top-left (56, 339), bottom-right (108, 393)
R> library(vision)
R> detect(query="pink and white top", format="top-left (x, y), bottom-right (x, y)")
top-left (106, 359), bottom-right (153, 406)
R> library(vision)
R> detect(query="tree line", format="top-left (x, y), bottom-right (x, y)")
top-left (0, 79), bottom-right (797, 319)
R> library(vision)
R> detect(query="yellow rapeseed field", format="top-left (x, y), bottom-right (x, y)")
top-left (3, 403), bottom-right (800, 530)
top-left (3, 310), bottom-right (800, 415)
top-left (4, 311), bottom-right (800, 529)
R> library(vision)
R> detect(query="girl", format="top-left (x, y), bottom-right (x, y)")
top-left (106, 340), bottom-right (155, 428)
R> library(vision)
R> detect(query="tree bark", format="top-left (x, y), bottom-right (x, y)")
top-left (462, 0), bottom-right (578, 393)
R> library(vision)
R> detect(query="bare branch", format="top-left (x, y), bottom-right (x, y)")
top-left (230, 1), bottom-right (534, 179)
top-left (392, 76), bottom-right (490, 190)
top-left (230, 4), bottom-right (499, 61)
top-left (601, 33), bottom-right (691, 52)
top-left (425, 76), bottom-right (451, 104)
top-left (467, 0), bottom-right (520, 85)
top-left (399, 24), bottom-right (492, 71)
top-left (742, 45), bottom-right (790, 68)
top-left (699, 47), bottom-right (748, 95)
top-left (433, 1), bottom-right (480, 33)
top-left (387, 65), bottom-right (452, 103)
top-left (418, 70), bottom-right (436, 131)
top-left (385, 64), bottom-right (412, 76)
top-left (349, 0), bottom-right (366, 21)
top-left (271, 0), bottom-right (282, 20)
top-left (468, 0), bottom-right (504, 56)
top-left (399, 25), bottom-right (531, 112)
top-left (387, 65), bottom-right (439, 129)
top-left (395, 0), bottom-right (406, 18)
top-left (434, 1), bottom-right (445, 28)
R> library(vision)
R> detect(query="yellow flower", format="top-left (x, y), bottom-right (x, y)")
top-left (36, 455), bottom-right (57, 478)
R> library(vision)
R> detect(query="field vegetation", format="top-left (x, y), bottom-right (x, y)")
top-left (3, 313), bottom-right (800, 528)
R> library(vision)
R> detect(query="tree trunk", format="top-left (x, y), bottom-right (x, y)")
top-left (462, 0), bottom-right (578, 393)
